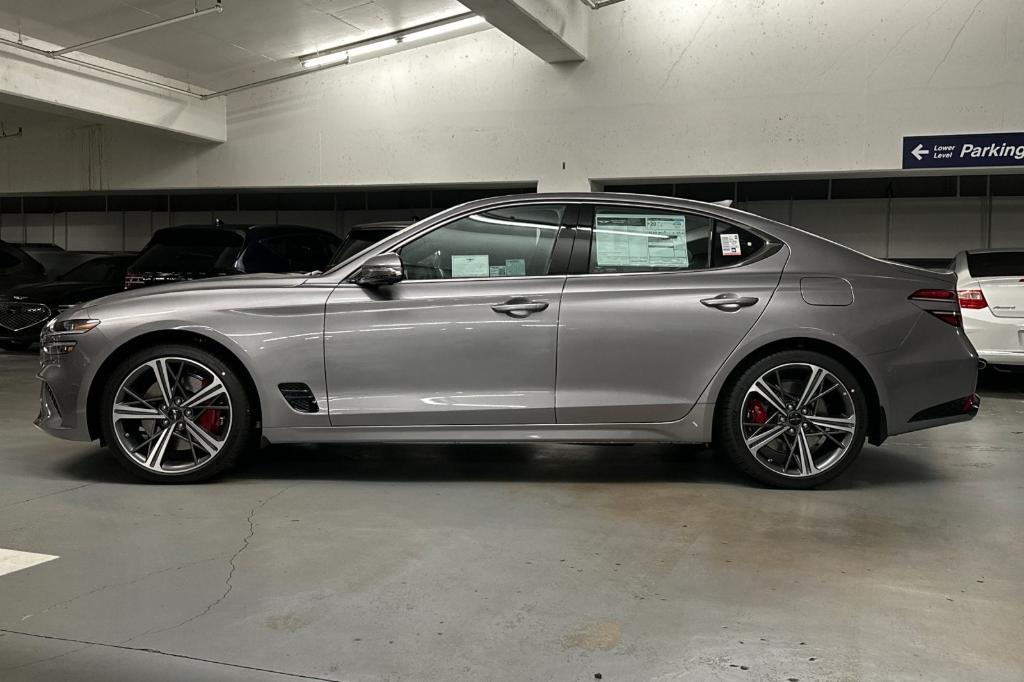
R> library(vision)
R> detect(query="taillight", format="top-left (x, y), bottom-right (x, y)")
top-left (957, 289), bottom-right (988, 309)
top-left (909, 289), bottom-right (962, 327)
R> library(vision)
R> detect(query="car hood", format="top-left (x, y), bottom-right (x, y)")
top-left (81, 272), bottom-right (312, 310)
top-left (3, 279), bottom-right (122, 307)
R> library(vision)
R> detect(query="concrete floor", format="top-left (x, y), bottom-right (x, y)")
top-left (0, 351), bottom-right (1021, 682)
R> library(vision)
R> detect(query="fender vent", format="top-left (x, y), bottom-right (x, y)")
top-left (278, 383), bottom-right (319, 413)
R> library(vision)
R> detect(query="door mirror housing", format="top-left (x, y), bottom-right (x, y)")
top-left (352, 253), bottom-right (404, 287)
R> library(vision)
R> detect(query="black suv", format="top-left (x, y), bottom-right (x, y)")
top-left (1, 254), bottom-right (135, 351)
top-left (327, 221), bottom-right (414, 268)
top-left (125, 224), bottom-right (341, 289)
top-left (0, 240), bottom-right (47, 292)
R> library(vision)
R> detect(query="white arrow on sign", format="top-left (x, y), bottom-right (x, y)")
top-left (911, 144), bottom-right (930, 161)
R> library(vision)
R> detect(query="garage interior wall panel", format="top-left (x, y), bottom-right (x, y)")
top-left (123, 212), bottom-right (154, 252)
top-left (213, 211), bottom-right (278, 226)
top-left (277, 211), bottom-right (340, 234)
top-left (888, 198), bottom-right (985, 259)
top-left (989, 198), bottom-right (1024, 247)
top-left (64, 212), bottom-right (123, 252)
top-left (790, 200), bottom-right (889, 258)
top-left (24, 214), bottom-right (56, 246)
top-left (1, 214), bottom-right (24, 243)
top-left (169, 212), bottom-right (215, 227)
top-left (740, 201), bottom-right (791, 225)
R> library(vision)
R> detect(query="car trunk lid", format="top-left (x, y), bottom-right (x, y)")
top-left (977, 277), bottom-right (1024, 318)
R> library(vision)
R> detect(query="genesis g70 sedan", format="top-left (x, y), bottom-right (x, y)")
top-left (36, 193), bottom-right (979, 488)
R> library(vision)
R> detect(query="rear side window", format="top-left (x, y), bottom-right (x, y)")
top-left (710, 222), bottom-right (767, 267)
top-left (252, 234), bottom-right (336, 273)
top-left (966, 252), bottom-right (1024, 277)
top-left (589, 207), bottom-right (711, 274)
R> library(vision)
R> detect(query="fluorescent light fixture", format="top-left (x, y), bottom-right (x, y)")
top-left (301, 38), bottom-right (399, 68)
top-left (300, 13), bottom-right (486, 69)
top-left (403, 15), bottom-right (486, 43)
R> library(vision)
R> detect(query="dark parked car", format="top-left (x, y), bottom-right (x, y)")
top-left (0, 255), bottom-right (135, 351)
top-left (328, 221), bottom-right (414, 268)
top-left (0, 240), bottom-right (46, 292)
top-left (124, 224), bottom-right (341, 289)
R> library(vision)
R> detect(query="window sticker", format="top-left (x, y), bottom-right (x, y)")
top-left (489, 266), bottom-right (506, 277)
top-left (594, 214), bottom-right (688, 268)
top-left (451, 255), bottom-right (490, 278)
top-left (504, 258), bottom-right (527, 277)
top-left (720, 233), bottom-right (743, 257)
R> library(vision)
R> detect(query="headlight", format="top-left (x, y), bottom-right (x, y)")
top-left (47, 319), bottom-right (100, 334)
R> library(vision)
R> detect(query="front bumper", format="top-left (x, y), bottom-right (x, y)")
top-left (34, 327), bottom-right (104, 443)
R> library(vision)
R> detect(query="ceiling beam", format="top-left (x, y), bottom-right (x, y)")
top-left (459, 0), bottom-right (588, 63)
top-left (0, 29), bottom-right (225, 143)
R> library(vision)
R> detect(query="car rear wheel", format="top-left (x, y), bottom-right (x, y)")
top-left (716, 350), bottom-right (868, 489)
top-left (100, 344), bottom-right (254, 483)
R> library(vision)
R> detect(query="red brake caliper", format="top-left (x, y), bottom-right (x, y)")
top-left (194, 376), bottom-right (224, 435)
top-left (747, 398), bottom-right (769, 425)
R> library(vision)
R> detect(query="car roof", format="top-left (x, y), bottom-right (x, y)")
top-left (350, 221), bottom-right (414, 232)
top-left (154, 224), bottom-right (335, 236)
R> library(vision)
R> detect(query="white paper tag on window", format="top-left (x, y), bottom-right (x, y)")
top-left (452, 255), bottom-right (490, 278)
top-left (720, 233), bottom-right (742, 257)
top-left (504, 259), bottom-right (526, 277)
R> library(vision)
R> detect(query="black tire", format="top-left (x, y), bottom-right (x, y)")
top-left (714, 350), bottom-right (869, 489)
top-left (100, 344), bottom-right (255, 483)
top-left (0, 340), bottom-right (33, 352)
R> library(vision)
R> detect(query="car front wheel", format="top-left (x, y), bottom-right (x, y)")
top-left (716, 350), bottom-right (868, 489)
top-left (100, 344), bottom-right (253, 483)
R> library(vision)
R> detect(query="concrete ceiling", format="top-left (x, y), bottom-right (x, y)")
top-left (0, 0), bottom-right (470, 90)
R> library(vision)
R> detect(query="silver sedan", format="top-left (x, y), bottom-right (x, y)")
top-left (36, 193), bottom-right (980, 488)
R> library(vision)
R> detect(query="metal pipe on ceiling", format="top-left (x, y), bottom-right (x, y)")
top-left (52, 1), bottom-right (224, 57)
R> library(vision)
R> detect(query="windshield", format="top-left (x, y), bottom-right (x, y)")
top-left (967, 251), bottom-right (1024, 277)
top-left (132, 229), bottom-right (244, 273)
top-left (58, 258), bottom-right (127, 282)
top-left (329, 229), bottom-right (398, 267)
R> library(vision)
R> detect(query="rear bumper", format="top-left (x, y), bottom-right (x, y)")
top-left (963, 311), bottom-right (1024, 365)
top-left (871, 315), bottom-right (980, 439)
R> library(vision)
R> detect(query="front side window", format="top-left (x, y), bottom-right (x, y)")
top-left (399, 205), bottom-right (565, 280)
top-left (589, 207), bottom-right (711, 274)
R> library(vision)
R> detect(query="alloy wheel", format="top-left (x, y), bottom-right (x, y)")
top-left (740, 362), bottom-right (857, 479)
top-left (112, 357), bottom-right (232, 474)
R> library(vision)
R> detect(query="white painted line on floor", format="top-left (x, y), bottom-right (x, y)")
top-left (0, 548), bottom-right (59, 577)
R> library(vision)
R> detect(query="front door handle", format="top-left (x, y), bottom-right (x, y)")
top-left (492, 297), bottom-right (550, 317)
top-left (700, 294), bottom-right (759, 311)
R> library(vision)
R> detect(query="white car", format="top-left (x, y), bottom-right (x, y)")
top-left (952, 249), bottom-right (1024, 369)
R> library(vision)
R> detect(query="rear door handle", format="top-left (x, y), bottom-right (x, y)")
top-left (492, 297), bottom-right (550, 317)
top-left (700, 294), bottom-right (759, 311)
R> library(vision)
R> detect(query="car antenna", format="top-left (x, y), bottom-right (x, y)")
top-left (214, 218), bottom-right (224, 227)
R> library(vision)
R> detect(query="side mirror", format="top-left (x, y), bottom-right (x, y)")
top-left (352, 253), bottom-right (404, 287)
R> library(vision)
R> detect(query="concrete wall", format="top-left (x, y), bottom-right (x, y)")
top-left (3, 0), bottom-right (1024, 194)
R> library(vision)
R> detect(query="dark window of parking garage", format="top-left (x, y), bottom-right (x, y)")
top-left (108, 194), bottom-right (169, 211)
top-left (0, 197), bottom-right (21, 213)
top-left (23, 197), bottom-right (55, 213)
top-left (238, 193), bottom-right (279, 211)
top-left (737, 179), bottom-right (829, 201)
top-left (829, 178), bottom-right (890, 199)
top-left (890, 176), bottom-right (957, 198)
top-left (367, 189), bottom-right (432, 210)
top-left (674, 182), bottom-right (735, 202)
top-left (277, 192), bottom-right (335, 211)
top-left (169, 193), bottom-right (237, 211)
top-left (958, 175), bottom-right (988, 197)
top-left (604, 184), bottom-right (674, 197)
top-left (990, 174), bottom-right (1024, 196)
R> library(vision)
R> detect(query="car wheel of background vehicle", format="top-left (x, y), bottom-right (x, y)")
top-left (0, 340), bottom-right (33, 352)
top-left (100, 344), bottom-right (254, 483)
top-left (715, 350), bottom-right (868, 489)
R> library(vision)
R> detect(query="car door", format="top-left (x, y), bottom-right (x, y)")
top-left (324, 203), bottom-right (574, 426)
top-left (556, 203), bottom-right (786, 424)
